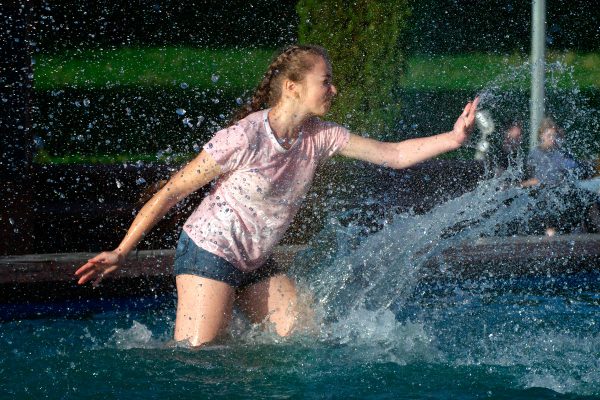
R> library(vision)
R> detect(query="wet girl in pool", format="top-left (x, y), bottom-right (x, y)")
top-left (76, 45), bottom-right (479, 346)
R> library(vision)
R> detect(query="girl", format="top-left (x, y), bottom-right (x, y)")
top-left (76, 45), bottom-right (479, 346)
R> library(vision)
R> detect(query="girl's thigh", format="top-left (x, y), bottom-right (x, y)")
top-left (174, 274), bottom-right (235, 346)
top-left (236, 274), bottom-right (298, 337)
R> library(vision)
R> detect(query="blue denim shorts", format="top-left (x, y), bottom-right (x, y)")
top-left (173, 230), bottom-right (283, 288)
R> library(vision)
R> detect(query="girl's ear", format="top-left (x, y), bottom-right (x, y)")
top-left (283, 79), bottom-right (301, 99)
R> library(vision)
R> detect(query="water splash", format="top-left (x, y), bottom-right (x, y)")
top-left (105, 320), bottom-right (171, 350)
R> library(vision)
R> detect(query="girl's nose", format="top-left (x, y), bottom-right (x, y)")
top-left (330, 84), bottom-right (338, 96)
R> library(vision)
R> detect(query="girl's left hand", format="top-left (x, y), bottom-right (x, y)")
top-left (450, 97), bottom-right (480, 147)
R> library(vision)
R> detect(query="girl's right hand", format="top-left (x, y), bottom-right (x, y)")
top-left (75, 250), bottom-right (124, 286)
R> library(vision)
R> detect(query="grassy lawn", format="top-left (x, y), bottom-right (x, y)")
top-left (34, 47), bottom-right (275, 91)
top-left (401, 52), bottom-right (600, 90)
top-left (35, 47), bottom-right (600, 91)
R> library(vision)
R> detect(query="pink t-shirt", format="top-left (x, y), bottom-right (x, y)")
top-left (182, 109), bottom-right (350, 271)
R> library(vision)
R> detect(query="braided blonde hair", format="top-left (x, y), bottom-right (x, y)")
top-left (229, 44), bottom-right (330, 125)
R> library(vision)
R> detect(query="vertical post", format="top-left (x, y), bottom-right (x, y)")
top-left (530, 0), bottom-right (546, 151)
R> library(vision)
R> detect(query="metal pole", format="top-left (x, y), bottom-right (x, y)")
top-left (530, 0), bottom-right (546, 151)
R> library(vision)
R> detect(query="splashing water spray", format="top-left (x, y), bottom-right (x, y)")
top-left (474, 110), bottom-right (496, 160)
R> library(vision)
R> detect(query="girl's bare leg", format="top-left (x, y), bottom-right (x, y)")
top-left (174, 274), bottom-right (235, 346)
top-left (236, 274), bottom-right (298, 336)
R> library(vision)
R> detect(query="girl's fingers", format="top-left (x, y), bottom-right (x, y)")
top-left (77, 265), bottom-right (117, 285)
top-left (75, 251), bottom-right (119, 285)
top-left (461, 102), bottom-right (471, 117)
top-left (468, 97), bottom-right (480, 118)
top-left (462, 97), bottom-right (479, 118)
top-left (75, 262), bottom-right (96, 276)
top-left (77, 269), bottom-right (97, 285)
top-left (75, 260), bottom-right (106, 275)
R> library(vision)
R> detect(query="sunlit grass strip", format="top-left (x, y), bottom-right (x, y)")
top-left (35, 47), bottom-right (600, 91)
top-left (400, 52), bottom-right (600, 90)
top-left (34, 47), bottom-right (275, 91)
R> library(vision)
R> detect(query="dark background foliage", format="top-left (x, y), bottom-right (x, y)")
top-left (408, 0), bottom-right (600, 54)
top-left (33, 0), bottom-right (600, 54)
top-left (34, 0), bottom-right (298, 52)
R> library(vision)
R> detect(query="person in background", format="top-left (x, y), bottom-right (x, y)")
top-left (521, 117), bottom-right (593, 236)
top-left (492, 120), bottom-right (524, 179)
top-left (522, 117), bottom-right (579, 189)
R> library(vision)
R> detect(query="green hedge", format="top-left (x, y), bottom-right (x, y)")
top-left (35, 48), bottom-right (600, 92)
top-left (296, 0), bottom-right (411, 137)
top-left (34, 47), bottom-right (273, 90)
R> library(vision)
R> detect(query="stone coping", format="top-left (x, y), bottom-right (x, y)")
top-left (1, 235), bottom-right (598, 287)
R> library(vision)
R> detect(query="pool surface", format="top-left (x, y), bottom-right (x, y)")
top-left (1, 271), bottom-right (599, 399)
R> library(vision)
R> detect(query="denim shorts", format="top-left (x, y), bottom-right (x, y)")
top-left (173, 230), bottom-right (283, 288)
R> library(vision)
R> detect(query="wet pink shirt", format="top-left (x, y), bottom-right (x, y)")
top-left (182, 109), bottom-right (350, 271)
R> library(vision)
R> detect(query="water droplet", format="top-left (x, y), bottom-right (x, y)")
top-left (176, 108), bottom-right (186, 116)
top-left (33, 136), bottom-right (44, 148)
top-left (9, 218), bottom-right (15, 225)
top-left (180, 82), bottom-right (189, 89)
top-left (136, 177), bottom-right (146, 185)
top-left (83, 98), bottom-right (90, 107)
top-left (236, 97), bottom-right (243, 105)
top-left (211, 74), bottom-right (219, 83)
top-left (115, 179), bottom-right (122, 188)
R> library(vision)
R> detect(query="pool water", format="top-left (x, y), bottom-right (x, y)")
top-left (1, 270), bottom-right (599, 399)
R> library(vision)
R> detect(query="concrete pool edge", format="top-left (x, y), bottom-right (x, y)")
top-left (1, 234), bottom-right (599, 312)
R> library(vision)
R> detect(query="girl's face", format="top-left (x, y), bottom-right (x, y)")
top-left (296, 56), bottom-right (337, 116)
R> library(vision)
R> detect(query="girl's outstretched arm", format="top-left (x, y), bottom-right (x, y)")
top-left (75, 150), bottom-right (221, 286)
top-left (339, 98), bottom-right (479, 169)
